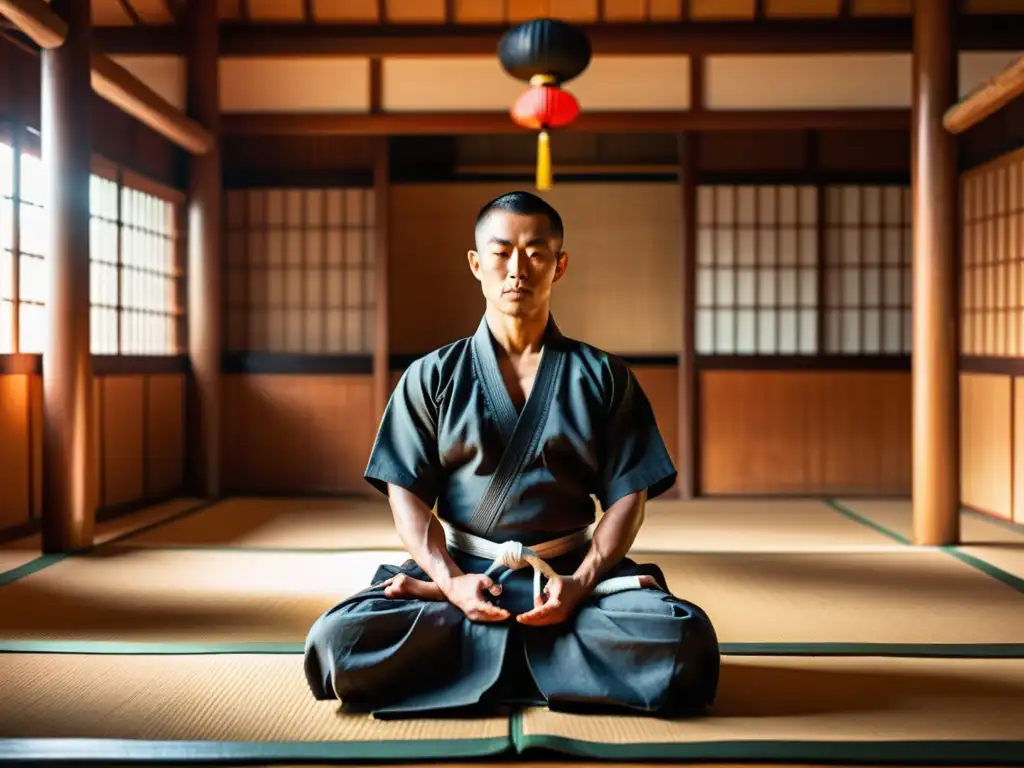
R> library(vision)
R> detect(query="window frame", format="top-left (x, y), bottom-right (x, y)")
top-left (0, 118), bottom-right (185, 364)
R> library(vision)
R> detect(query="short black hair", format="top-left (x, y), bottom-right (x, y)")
top-left (474, 191), bottom-right (564, 247)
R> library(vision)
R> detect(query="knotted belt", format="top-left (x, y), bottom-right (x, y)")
top-left (440, 519), bottom-right (646, 603)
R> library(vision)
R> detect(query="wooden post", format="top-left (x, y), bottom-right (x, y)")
top-left (373, 137), bottom-right (390, 421)
top-left (185, 0), bottom-right (222, 498)
top-left (40, 0), bottom-right (95, 553)
top-left (912, 0), bottom-right (959, 546)
top-left (677, 132), bottom-right (698, 500)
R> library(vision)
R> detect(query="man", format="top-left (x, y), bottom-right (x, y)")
top-left (304, 191), bottom-right (720, 718)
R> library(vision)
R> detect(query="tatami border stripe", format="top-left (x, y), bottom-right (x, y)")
top-left (3, 640), bottom-right (1024, 657)
top-left (825, 499), bottom-right (1024, 595)
top-left (512, 732), bottom-right (1024, 765)
top-left (823, 499), bottom-right (911, 544)
top-left (0, 736), bottom-right (512, 764)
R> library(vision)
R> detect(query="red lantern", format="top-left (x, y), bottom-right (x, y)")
top-left (509, 77), bottom-right (580, 190)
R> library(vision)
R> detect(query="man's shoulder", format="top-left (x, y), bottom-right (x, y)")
top-left (559, 335), bottom-right (636, 392)
top-left (561, 334), bottom-right (630, 373)
top-left (398, 336), bottom-right (474, 387)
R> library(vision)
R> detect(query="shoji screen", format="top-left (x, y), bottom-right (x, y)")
top-left (696, 185), bottom-right (818, 355)
top-left (224, 187), bottom-right (376, 355)
top-left (962, 159), bottom-right (1022, 357)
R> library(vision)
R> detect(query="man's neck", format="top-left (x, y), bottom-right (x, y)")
top-left (484, 305), bottom-right (549, 357)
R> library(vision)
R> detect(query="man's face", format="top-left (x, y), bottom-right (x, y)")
top-left (468, 210), bottom-right (568, 318)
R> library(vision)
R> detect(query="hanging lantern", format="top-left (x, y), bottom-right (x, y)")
top-left (498, 19), bottom-right (591, 190)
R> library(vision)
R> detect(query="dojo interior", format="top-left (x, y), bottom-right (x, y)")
top-left (1, 0), bottom-right (1024, 765)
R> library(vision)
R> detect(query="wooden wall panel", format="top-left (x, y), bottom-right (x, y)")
top-left (960, 373), bottom-right (1013, 520)
top-left (632, 365), bottom-right (679, 472)
top-left (94, 373), bottom-right (186, 512)
top-left (0, 371), bottom-right (185, 538)
top-left (148, 374), bottom-right (185, 497)
top-left (0, 375), bottom-right (31, 529)
top-left (99, 377), bottom-right (146, 508)
top-left (700, 370), bottom-right (911, 495)
top-left (221, 374), bottom-right (376, 495)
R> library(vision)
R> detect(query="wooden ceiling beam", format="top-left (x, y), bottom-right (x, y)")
top-left (0, 0), bottom-right (68, 48)
top-left (221, 109), bottom-right (909, 136)
top-left (944, 53), bottom-right (1024, 134)
top-left (90, 16), bottom-right (1024, 57)
top-left (91, 53), bottom-right (214, 153)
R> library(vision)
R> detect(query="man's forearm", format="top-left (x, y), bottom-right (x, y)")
top-left (572, 489), bottom-right (647, 591)
top-left (387, 484), bottom-right (464, 593)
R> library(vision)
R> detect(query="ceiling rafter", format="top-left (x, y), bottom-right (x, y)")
top-left (117, 0), bottom-right (143, 25)
top-left (88, 15), bottom-right (1024, 57)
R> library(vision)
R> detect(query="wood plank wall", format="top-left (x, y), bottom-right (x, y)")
top-left (222, 129), bottom-right (913, 499)
top-left (0, 37), bottom-right (187, 537)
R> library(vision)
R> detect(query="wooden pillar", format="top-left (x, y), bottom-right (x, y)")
top-left (373, 137), bottom-right (390, 421)
top-left (185, 0), bottom-right (221, 498)
top-left (40, 0), bottom-right (95, 553)
top-left (677, 132), bottom-right (698, 500)
top-left (912, 0), bottom-right (959, 546)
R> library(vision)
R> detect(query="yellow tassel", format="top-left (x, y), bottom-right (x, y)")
top-left (536, 129), bottom-right (552, 190)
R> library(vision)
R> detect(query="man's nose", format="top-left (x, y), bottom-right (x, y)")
top-left (508, 249), bottom-right (528, 277)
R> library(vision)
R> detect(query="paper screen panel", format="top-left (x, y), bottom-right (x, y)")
top-left (961, 150), bottom-right (1024, 357)
top-left (823, 185), bottom-right (911, 355)
top-left (0, 139), bottom-right (12, 353)
top-left (696, 185), bottom-right (818, 356)
top-left (117, 185), bottom-right (179, 355)
top-left (17, 151), bottom-right (45, 355)
top-left (225, 187), bottom-right (376, 355)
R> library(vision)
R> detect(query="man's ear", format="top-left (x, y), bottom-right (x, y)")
top-left (552, 251), bottom-right (569, 283)
top-left (467, 250), bottom-right (483, 281)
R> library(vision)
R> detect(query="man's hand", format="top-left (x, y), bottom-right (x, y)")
top-left (516, 575), bottom-right (591, 627)
top-left (377, 573), bottom-right (509, 622)
top-left (443, 573), bottom-right (510, 623)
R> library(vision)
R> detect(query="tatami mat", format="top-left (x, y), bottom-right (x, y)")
top-left (654, 550), bottom-right (1024, 645)
top-left (103, 496), bottom-right (897, 553)
top-left (0, 547), bottom-right (405, 643)
top-left (629, 499), bottom-right (899, 552)
top-left (1, 546), bottom-right (1021, 647)
top-left (517, 655), bottom-right (1024, 762)
top-left (836, 499), bottom-right (1024, 580)
top-left (0, 653), bottom-right (509, 761)
top-left (0, 653), bottom-right (1019, 764)
top-left (119, 497), bottom-right (404, 550)
top-left (0, 498), bottom-right (208, 584)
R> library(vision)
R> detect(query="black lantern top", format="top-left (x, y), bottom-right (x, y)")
top-left (497, 18), bottom-right (592, 85)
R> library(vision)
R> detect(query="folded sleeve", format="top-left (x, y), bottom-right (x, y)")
top-left (596, 359), bottom-right (678, 510)
top-left (364, 358), bottom-right (443, 508)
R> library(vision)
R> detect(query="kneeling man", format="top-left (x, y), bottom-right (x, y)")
top-left (305, 191), bottom-right (720, 718)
